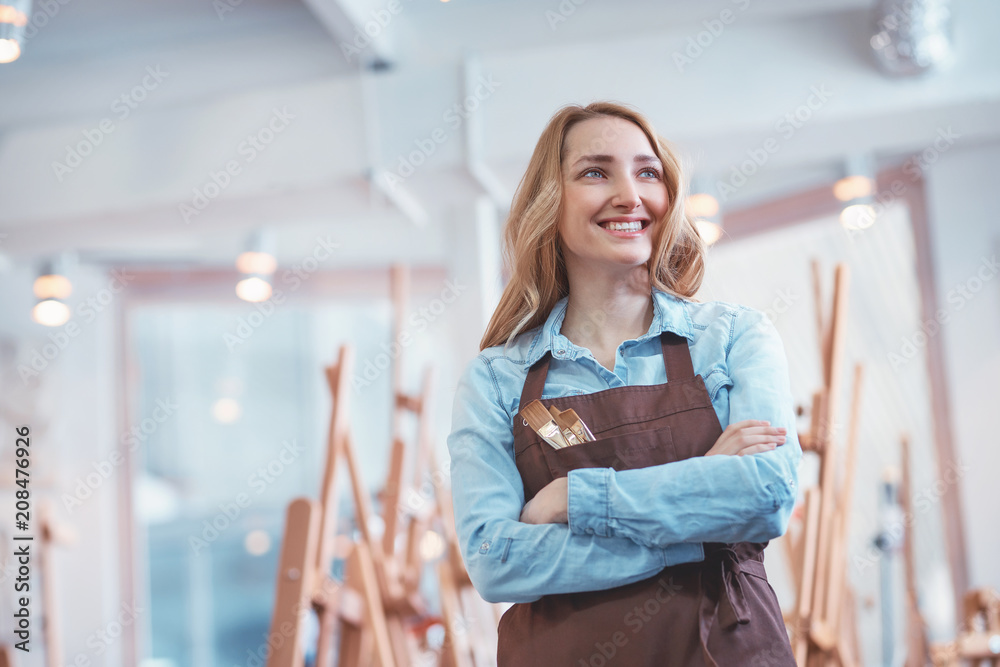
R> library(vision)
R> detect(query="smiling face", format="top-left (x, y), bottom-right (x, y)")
top-left (556, 116), bottom-right (669, 283)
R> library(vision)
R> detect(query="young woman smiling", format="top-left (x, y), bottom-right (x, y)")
top-left (447, 101), bottom-right (800, 666)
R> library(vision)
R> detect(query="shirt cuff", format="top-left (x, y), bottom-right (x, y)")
top-left (567, 468), bottom-right (611, 537)
top-left (662, 542), bottom-right (704, 566)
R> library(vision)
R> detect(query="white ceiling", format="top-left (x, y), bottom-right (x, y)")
top-left (0, 0), bottom-right (997, 267)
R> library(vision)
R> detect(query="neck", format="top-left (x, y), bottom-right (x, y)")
top-left (560, 266), bottom-right (654, 351)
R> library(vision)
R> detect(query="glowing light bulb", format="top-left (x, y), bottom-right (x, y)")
top-left (32, 299), bottom-right (70, 326)
top-left (840, 203), bottom-right (876, 230)
top-left (833, 175), bottom-right (876, 202)
top-left (236, 276), bottom-right (272, 302)
top-left (687, 193), bottom-right (720, 218)
top-left (33, 274), bottom-right (73, 299)
top-left (236, 251), bottom-right (277, 275)
top-left (695, 219), bottom-right (723, 246)
top-left (212, 397), bottom-right (242, 424)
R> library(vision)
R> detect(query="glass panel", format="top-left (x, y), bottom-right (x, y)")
top-left (131, 296), bottom-right (408, 666)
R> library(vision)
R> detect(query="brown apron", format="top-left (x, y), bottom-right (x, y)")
top-left (497, 331), bottom-right (796, 667)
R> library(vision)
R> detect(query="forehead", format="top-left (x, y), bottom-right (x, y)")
top-left (562, 116), bottom-right (654, 162)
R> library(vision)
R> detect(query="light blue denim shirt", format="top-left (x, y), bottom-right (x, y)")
top-left (446, 288), bottom-right (802, 604)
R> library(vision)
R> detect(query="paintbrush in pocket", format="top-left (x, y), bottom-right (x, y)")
top-left (519, 400), bottom-right (571, 448)
top-left (549, 406), bottom-right (595, 444)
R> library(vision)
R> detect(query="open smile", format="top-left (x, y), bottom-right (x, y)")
top-left (596, 218), bottom-right (650, 236)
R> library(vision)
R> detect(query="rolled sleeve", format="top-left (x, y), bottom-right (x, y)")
top-left (565, 306), bottom-right (802, 547)
top-left (566, 467), bottom-right (610, 536)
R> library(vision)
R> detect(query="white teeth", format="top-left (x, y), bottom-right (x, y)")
top-left (605, 221), bottom-right (642, 232)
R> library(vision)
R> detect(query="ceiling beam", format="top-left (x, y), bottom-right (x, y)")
top-left (300, 0), bottom-right (397, 69)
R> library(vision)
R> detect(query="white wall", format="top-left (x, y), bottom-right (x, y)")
top-left (924, 139), bottom-right (1000, 596)
top-left (0, 265), bottom-right (126, 666)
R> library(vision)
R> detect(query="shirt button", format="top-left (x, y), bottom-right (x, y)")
top-left (787, 478), bottom-right (795, 487)
top-left (479, 540), bottom-right (491, 554)
top-left (556, 349), bottom-right (566, 357)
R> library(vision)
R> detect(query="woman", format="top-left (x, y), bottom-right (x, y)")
top-left (446, 101), bottom-right (801, 666)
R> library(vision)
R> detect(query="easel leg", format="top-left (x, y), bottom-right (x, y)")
top-left (315, 606), bottom-right (337, 667)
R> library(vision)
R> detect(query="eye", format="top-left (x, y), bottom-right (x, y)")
top-left (639, 167), bottom-right (661, 179)
top-left (582, 168), bottom-right (605, 178)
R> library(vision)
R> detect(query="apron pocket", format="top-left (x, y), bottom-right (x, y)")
top-left (541, 424), bottom-right (676, 479)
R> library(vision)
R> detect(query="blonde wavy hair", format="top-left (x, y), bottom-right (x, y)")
top-left (479, 101), bottom-right (707, 352)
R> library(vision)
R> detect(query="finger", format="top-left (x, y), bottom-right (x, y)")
top-left (737, 425), bottom-right (787, 436)
top-left (737, 434), bottom-right (786, 448)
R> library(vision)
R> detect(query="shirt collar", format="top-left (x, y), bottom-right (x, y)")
top-left (523, 288), bottom-right (695, 366)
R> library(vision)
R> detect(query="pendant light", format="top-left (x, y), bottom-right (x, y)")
top-left (835, 154), bottom-right (878, 231)
top-left (687, 176), bottom-right (723, 246)
top-left (32, 255), bottom-right (73, 326)
top-left (236, 229), bottom-right (277, 303)
top-left (0, 0), bottom-right (31, 64)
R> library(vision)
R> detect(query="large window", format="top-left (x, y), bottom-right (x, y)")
top-left (130, 295), bottom-right (415, 665)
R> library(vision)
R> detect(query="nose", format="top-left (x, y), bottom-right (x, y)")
top-left (611, 176), bottom-right (641, 210)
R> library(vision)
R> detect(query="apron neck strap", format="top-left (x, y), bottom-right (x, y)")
top-left (518, 331), bottom-right (695, 409)
top-left (660, 330), bottom-right (696, 381)
top-left (520, 351), bottom-right (551, 408)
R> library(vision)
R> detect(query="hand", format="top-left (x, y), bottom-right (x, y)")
top-left (519, 477), bottom-right (569, 524)
top-left (706, 419), bottom-right (787, 457)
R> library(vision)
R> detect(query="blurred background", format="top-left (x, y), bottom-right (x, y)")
top-left (0, 0), bottom-right (997, 665)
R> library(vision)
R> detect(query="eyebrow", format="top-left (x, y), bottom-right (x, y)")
top-left (570, 154), bottom-right (661, 167)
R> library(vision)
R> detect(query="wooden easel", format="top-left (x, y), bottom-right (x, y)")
top-left (38, 503), bottom-right (76, 667)
top-left (900, 434), bottom-right (932, 667)
top-left (267, 264), bottom-right (501, 666)
top-left (375, 264), bottom-right (504, 667)
top-left (930, 588), bottom-right (1000, 666)
top-left (783, 261), bottom-right (863, 667)
top-left (0, 504), bottom-right (73, 667)
top-left (266, 342), bottom-right (397, 667)
top-left (432, 451), bottom-right (505, 667)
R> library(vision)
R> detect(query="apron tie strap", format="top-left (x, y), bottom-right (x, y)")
top-left (697, 545), bottom-right (754, 667)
